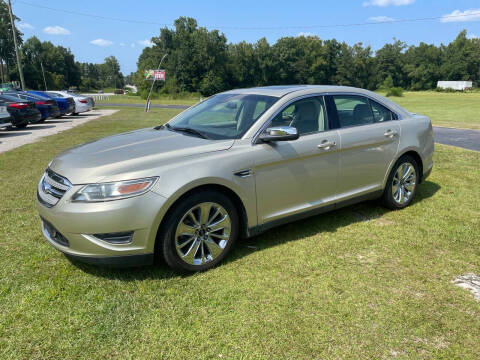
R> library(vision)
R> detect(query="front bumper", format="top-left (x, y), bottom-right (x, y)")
top-left (37, 188), bottom-right (168, 267)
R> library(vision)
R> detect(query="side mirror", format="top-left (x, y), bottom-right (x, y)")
top-left (259, 126), bottom-right (299, 142)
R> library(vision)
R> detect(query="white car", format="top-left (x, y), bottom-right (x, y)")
top-left (47, 91), bottom-right (93, 115)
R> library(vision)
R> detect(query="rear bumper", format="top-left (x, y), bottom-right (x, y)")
top-left (11, 111), bottom-right (41, 125)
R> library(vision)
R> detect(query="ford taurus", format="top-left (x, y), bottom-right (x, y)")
top-left (37, 85), bottom-right (434, 271)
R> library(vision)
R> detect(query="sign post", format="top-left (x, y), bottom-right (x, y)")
top-left (145, 53), bottom-right (168, 112)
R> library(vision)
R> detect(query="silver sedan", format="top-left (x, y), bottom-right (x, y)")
top-left (37, 85), bottom-right (434, 271)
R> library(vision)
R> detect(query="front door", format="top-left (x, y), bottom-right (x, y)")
top-left (253, 96), bottom-right (340, 224)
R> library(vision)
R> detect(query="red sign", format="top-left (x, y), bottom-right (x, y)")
top-left (145, 69), bottom-right (166, 81)
top-left (154, 70), bottom-right (165, 80)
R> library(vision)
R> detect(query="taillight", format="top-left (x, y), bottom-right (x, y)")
top-left (79, 99), bottom-right (88, 103)
top-left (8, 103), bottom-right (29, 109)
top-left (36, 101), bottom-right (48, 105)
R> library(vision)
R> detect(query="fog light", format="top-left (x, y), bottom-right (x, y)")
top-left (93, 231), bottom-right (134, 244)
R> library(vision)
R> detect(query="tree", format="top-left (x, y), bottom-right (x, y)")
top-left (0, 0), bottom-right (23, 82)
top-left (19, 36), bottom-right (81, 90)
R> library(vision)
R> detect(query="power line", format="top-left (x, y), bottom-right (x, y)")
top-left (16, 0), bottom-right (480, 31)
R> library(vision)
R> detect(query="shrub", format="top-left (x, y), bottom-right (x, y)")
top-left (386, 87), bottom-right (404, 97)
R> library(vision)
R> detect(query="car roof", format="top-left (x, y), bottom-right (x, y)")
top-left (221, 85), bottom-right (409, 117)
top-left (221, 85), bottom-right (375, 97)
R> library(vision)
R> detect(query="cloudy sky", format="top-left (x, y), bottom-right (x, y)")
top-left (12, 0), bottom-right (480, 74)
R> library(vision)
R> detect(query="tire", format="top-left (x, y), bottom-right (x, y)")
top-left (15, 123), bottom-right (28, 129)
top-left (71, 112), bottom-right (79, 116)
top-left (381, 155), bottom-right (419, 210)
top-left (158, 190), bottom-right (239, 272)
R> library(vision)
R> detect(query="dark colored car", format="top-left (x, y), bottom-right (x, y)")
top-left (0, 94), bottom-right (41, 128)
top-left (4, 92), bottom-right (60, 121)
top-left (28, 90), bottom-right (75, 116)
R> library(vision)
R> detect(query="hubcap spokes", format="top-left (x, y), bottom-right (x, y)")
top-left (392, 162), bottom-right (416, 205)
top-left (175, 202), bottom-right (231, 266)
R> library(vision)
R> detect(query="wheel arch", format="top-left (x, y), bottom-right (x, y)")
top-left (383, 148), bottom-right (425, 188)
top-left (154, 183), bottom-right (250, 253)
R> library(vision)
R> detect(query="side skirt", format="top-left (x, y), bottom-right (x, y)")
top-left (247, 190), bottom-right (383, 238)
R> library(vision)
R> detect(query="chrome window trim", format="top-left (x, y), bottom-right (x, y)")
top-left (251, 94), bottom-right (329, 145)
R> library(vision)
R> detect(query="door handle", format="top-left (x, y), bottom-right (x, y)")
top-left (317, 140), bottom-right (336, 150)
top-left (384, 129), bottom-right (397, 138)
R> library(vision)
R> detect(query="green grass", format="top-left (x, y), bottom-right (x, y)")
top-left (379, 91), bottom-right (480, 130)
top-left (0, 108), bottom-right (479, 359)
top-left (95, 94), bottom-right (201, 106)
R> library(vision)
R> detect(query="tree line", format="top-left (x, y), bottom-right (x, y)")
top-left (0, 1), bottom-right (124, 90)
top-left (136, 17), bottom-right (480, 96)
top-left (1, 3), bottom-right (479, 94)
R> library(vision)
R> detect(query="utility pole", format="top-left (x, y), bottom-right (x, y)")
top-left (7, 0), bottom-right (25, 90)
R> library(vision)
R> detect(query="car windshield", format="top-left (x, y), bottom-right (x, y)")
top-left (167, 93), bottom-right (278, 140)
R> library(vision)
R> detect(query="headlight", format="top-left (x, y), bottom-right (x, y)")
top-left (71, 177), bottom-right (158, 202)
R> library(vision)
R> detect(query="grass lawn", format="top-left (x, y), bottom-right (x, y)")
top-left (0, 108), bottom-right (479, 359)
top-left (380, 91), bottom-right (480, 130)
top-left (95, 94), bottom-right (201, 106)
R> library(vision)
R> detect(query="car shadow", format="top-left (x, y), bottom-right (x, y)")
top-left (0, 131), bottom-right (33, 138)
top-left (27, 125), bottom-right (56, 130)
top-left (43, 119), bottom-right (72, 124)
top-left (70, 180), bottom-right (441, 281)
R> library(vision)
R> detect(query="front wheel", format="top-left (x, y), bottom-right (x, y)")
top-left (382, 155), bottom-right (419, 210)
top-left (158, 191), bottom-right (239, 272)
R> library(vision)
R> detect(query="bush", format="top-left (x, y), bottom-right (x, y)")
top-left (435, 87), bottom-right (456, 93)
top-left (386, 87), bottom-right (404, 97)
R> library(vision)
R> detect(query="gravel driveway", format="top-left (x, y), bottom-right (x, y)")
top-left (0, 109), bottom-right (118, 154)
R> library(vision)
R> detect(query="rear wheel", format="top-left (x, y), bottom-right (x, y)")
top-left (382, 155), bottom-right (419, 209)
top-left (15, 123), bottom-right (28, 129)
top-left (158, 191), bottom-right (239, 272)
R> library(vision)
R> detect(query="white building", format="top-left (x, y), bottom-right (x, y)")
top-left (437, 81), bottom-right (473, 91)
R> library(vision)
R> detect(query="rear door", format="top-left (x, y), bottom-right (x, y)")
top-left (326, 94), bottom-right (400, 200)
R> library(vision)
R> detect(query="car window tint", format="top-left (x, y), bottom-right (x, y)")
top-left (370, 100), bottom-right (392, 122)
top-left (272, 97), bottom-right (326, 135)
top-left (333, 95), bottom-right (374, 128)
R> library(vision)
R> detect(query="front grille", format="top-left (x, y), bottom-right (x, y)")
top-left (37, 168), bottom-right (72, 207)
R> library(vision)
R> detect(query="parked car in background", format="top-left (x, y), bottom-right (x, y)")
top-left (47, 91), bottom-right (93, 115)
top-left (4, 92), bottom-right (60, 121)
top-left (0, 94), bottom-right (41, 128)
top-left (0, 100), bottom-right (13, 129)
top-left (37, 85), bottom-right (434, 271)
top-left (28, 90), bottom-right (75, 117)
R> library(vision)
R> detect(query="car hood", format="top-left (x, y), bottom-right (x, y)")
top-left (49, 128), bottom-right (234, 184)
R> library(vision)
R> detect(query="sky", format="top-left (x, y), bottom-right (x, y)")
top-left (11, 0), bottom-right (480, 75)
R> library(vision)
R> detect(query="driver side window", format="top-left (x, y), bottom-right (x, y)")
top-left (271, 97), bottom-right (326, 136)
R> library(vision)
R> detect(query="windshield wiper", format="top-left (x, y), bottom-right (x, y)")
top-left (154, 123), bottom-right (209, 139)
top-left (170, 126), bottom-right (209, 139)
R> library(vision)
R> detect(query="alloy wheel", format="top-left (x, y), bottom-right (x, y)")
top-left (174, 202), bottom-right (231, 266)
top-left (392, 162), bottom-right (416, 205)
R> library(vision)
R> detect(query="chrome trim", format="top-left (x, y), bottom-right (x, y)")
top-left (37, 169), bottom-right (72, 207)
top-left (234, 169), bottom-right (253, 178)
top-left (323, 91), bottom-right (403, 120)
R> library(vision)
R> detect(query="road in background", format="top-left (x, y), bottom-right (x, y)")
top-left (433, 127), bottom-right (480, 151)
top-left (0, 110), bottom-right (118, 154)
